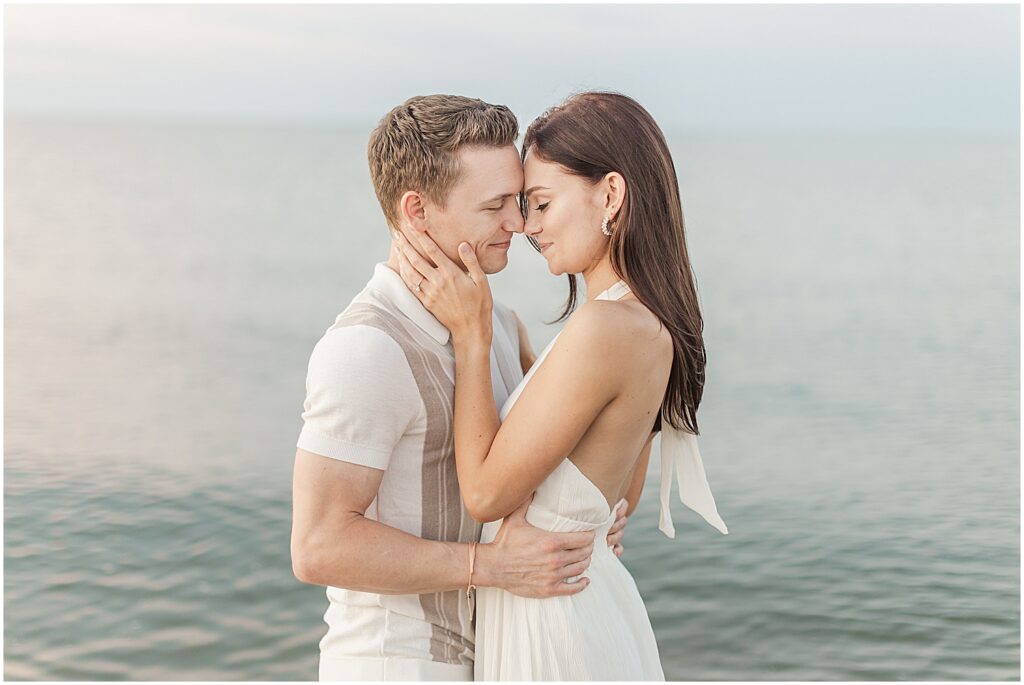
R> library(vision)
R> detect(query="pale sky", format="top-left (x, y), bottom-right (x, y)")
top-left (4, 3), bottom-right (1020, 132)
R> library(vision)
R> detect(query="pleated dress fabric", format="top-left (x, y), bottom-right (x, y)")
top-left (473, 281), bottom-right (667, 681)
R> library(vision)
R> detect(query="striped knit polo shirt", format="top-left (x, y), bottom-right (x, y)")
top-left (297, 261), bottom-right (524, 668)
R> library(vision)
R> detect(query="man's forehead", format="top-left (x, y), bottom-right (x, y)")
top-left (458, 145), bottom-right (523, 173)
top-left (455, 146), bottom-right (523, 197)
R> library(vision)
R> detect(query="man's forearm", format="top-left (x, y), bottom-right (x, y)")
top-left (519, 345), bottom-right (537, 374)
top-left (514, 312), bottom-right (537, 374)
top-left (298, 513), bottom-right (498, 594)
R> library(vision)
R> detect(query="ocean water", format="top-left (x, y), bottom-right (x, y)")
top-left (4, 117), bottom-right (1019, 680)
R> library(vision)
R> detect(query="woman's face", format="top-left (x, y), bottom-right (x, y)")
top-left (522, 149), bottom-right (608, 276)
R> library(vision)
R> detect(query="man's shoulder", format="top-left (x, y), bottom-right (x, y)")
top-left (491, 299), bottom-right (518, 335)
top-left (309, 322), bottom-right (408, 374)
top-left (332, 298), bottom-right (401, 334)
top-left (318, 281), bottom-right (411, 345)
top-left (310, 285), bottom-right (414, 367)
top-left (492, 299), bottom-right (513, 318)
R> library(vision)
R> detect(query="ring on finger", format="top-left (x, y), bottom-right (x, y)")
top-left (414, 279), bottom-right (423, 293)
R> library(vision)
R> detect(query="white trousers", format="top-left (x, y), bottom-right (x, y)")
top-left (319, 655), bottom-right (473, 681)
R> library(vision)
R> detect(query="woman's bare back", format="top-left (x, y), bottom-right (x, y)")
top-left (558, 297), bottom-right (674, 510)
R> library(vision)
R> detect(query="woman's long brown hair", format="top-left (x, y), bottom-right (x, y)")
top-left (521, 91), bottom-right (706, 435)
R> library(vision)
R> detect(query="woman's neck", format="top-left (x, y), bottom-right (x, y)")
top-left (580, 255), bottom-right (625, 302)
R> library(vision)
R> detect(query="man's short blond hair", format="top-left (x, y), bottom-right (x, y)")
top-left (367, 95), bottom-right (519, 230)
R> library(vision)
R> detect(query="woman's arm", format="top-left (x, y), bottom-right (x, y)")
top-left (449, 330), bottom-right (504, 518)
top-left (453, 304), bottom-right (629, 521)
top-left (394, 229), bottom-right (633, 522)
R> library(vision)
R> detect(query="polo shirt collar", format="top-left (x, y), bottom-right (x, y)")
top-left (369, 262), bottom-right (451, 345)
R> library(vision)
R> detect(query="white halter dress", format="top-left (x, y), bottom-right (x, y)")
top-left (473, 280), bottom-right (728, 681)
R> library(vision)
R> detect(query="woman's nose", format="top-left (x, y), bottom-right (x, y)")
top-left (524, 214), bottom-right (542, 238)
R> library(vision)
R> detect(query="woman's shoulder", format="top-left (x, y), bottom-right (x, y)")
top-left (560, 297), bottom-right (672, 362)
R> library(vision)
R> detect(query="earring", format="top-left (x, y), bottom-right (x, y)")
top-left (601, 216), bottom-right (612, 236)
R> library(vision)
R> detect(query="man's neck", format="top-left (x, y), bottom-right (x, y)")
top-left (384, 252), bottom-right (403, 280)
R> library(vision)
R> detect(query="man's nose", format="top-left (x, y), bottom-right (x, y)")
top-left (504, 209), bottom-right (526, 234)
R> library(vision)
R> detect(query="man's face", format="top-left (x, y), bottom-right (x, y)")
top-left (421, 145), bottom-right (525, 275)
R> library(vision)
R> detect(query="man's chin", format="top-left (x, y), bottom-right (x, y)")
top-left (480, 254), bottom-right (509, 275)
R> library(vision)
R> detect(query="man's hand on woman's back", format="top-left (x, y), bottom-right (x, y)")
top-left (474, 494), bottom-right (597, 598)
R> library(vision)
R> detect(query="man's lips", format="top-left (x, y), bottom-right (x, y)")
top-left (489, 240), bottom-right (511, 249)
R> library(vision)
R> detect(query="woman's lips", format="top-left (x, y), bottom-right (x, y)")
top-left (538, 241), bottom-right (553, 252)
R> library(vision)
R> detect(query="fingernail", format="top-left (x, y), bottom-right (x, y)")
top-left (459, 243), bottom-right (471, 253)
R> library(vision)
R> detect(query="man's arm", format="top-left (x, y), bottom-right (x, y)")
top-left (513, 311), bottom-right (537, 375)
top-left (290, 448), bottom-right (597, 597)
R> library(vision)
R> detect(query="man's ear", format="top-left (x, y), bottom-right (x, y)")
top-left (602, 172), bottom-right (627, 221)
top-left (399, 190), bottom-right (429, 232)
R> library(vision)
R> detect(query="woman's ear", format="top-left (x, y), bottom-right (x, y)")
top-left (602, 172), bottom-right (627, 221)
top-left (399, 190), bottom-right (429, 232)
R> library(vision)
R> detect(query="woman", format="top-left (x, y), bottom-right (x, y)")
top-left (394, 91), bottom-right (728, 680)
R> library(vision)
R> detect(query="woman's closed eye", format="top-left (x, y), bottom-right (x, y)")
top-left (531, 202), bottom-right (550, 213)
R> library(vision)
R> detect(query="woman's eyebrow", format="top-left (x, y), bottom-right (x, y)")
top-left (524, 185), bottom-right (549, 197)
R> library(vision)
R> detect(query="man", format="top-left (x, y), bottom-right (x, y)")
top-left (290, 95), bottom-right (630, 681)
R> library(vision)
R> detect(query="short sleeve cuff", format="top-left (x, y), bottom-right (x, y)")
top-left (297, 425), bottom-right (391, 470)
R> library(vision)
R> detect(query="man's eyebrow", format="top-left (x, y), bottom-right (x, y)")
top-left (480, 192), bottom-right (517, 205)
top-left (524, 185), bottom-right (549, 197)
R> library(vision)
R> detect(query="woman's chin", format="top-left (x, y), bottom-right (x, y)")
top-left (543, 256), bottom-right (579, 277)
top-left (543, 251), bottom-right (582, 276)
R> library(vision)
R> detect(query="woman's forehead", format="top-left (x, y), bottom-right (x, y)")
top-left (523, 153), bottom-right (571, 187)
